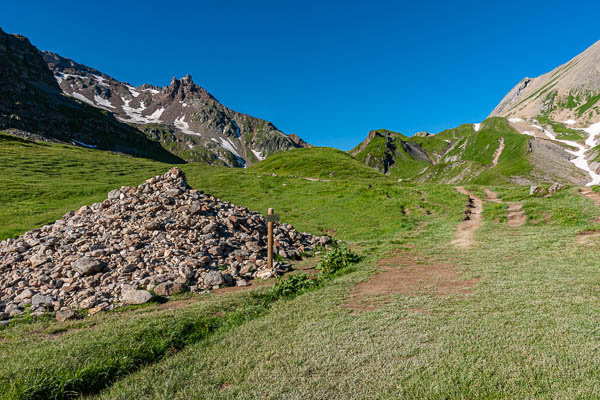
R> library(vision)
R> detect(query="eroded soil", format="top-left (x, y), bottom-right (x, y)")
top-left (507, 202), bottom-right (526, 227)
top-left (579, 188), bottom-right (600, 206)
top-left (343, 250), bottom-right (478, 311)
top-left (452, 187), bottom-right (483, 249)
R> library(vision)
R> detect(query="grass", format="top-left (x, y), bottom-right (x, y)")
top-left (536, 115), bottom-right (587, 144)
top-left (577, 92), bottom-right (600, 117)
top-left (251, 147), bottom-right (384, 180)
top-left (350, 117), bottom-right (533, 185)
top-left (3, 132), bottom-right (600, 398)
top-left (91, 187), bottom-right (600, 399)
top-left (0, 244), bottom-right (361, 400)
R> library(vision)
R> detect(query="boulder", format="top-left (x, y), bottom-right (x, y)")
top-left (204, 271), bottom-right (224, 286)
top-left (31, 293), bottom-right (55, 307)
top-left (56, 309), bottom-right (79, 322)
top-left (153, 281), bottom-right (186, 296)
top-left (72, 257), bottom-right (104, 276)
top-left (121, 289), bottom-right (153, 305)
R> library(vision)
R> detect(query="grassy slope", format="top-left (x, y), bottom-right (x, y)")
top-left (3, 133), bottom-right (600, 398)
top-left (0, 133), bottom-right (169, 240)
top-left (536, 115), bottom-right (588, 144)
top-left (351, 118), bottom-right (532, 185)
top-left (250, 147), bottom-right (384, 180)
top-left (419, 118), bottom-right (532, 184)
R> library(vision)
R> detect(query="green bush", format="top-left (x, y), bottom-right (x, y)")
top-left (270, 274), bottom-right (320, 299)
top-left (316, 245), bottom-right (361, 276)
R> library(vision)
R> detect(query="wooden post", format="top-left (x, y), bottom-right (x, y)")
top-left (267, 208), bottom-right (274, 270)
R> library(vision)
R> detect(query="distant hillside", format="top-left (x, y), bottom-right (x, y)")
top-left (250, 147), bottom-right (384, 180)
top-left (351, 117), bottom-right (589, 185)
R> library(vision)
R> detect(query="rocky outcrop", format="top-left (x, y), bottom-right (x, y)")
top-left (42, 52), bottom-right (310, 166)
top-left (0, 28), bottom-right (181, 163)
top-left (0, 168), bottom-right (322, 320)
top-left (351, 129), bottom-right (431, 174)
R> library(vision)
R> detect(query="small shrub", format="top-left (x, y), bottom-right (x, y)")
top-left (316, 245), bottom-right (361, 276)
top-left (270, 274), bottom-right (319, 298)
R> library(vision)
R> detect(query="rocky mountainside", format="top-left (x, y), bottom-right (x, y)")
top-left (353, 40), bottom-right (600, 186)
top-left (0, 168), bottom-right (323, 320)
top-left (42, 52), bottom-right (309, 167)
top-left (490, 40), bottom-right (600, 126)
top-left (0, 28), bottom-right (182, 163)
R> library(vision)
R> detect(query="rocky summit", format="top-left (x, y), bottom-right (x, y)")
top-left (0, 168), bottom-right (324, 320)
top-left (42, 52), bottom-right (310, 167)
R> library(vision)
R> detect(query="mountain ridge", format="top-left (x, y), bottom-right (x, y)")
top-left (41, 51), bottom-right (309, 167)
top-left (490, 39), bottom-right (600, 126)
top-left (0, 27), bottom-right (183, 163)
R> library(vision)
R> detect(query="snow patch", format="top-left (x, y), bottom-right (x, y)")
top-left (582, 122), bottom-right (600, 137)
top-left (126, 85), bottom-right (140, 98)
top-left (148, 108), bottom-right (165, 120)
top-left (174, 116), bottom-right (200, 136)
top-left (119, 98), bottom-right (165, 124)
top-left (72, 139), bottom-right (97, 149)
top-left (54, 72), bottom-right (65, 84)
top-left (71, 92), bottom-right (96, 107)
top-left (93, 95), bottom-right (115, 109)
top-left (93, 75), bottom-right (108, 87)
top-left (219, 137), bottom-right (241, 157)
top-left (473, 123), bottom-right (481, 132)
top-left (541, 125), bottom-right (600, 186)
top-left (251, 149), bottom-right (265, 161)
top-left (508, 118), bottom-right (523, 123)
top-left (563, 119), bottom-right (577, 125)
top-left (523, 131), bottom-right (534, 136)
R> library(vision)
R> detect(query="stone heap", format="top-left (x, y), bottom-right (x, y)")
top-left (0, 168), bottom-right (325, 320)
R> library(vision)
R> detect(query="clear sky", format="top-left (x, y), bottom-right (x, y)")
top-left (3, 0), bottom-right (600, 149)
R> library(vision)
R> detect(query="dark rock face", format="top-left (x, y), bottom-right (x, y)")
top-left (0, 28), bottom-right (309, 166)
top-left (351, 130), bottom-right (401, 174)
top-left (41, 52), bottom-right (310, 167)
top-left (0, 28), bottom-right (182, 163)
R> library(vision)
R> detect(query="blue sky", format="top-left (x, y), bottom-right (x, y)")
top-left (3, 0), bottom-right (600, 149)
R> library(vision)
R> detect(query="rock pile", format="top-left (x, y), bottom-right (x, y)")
top-left (0, 168), bottom-right (325, 320)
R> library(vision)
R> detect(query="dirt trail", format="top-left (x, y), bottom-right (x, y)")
top-left (452, 187), bottom-right (483, 249)
top-left (507, 203), bottom-right (526, 227)
top-left (485, 188), bottom-right (526, 227)
top-left (579, 188), bottom-right (600, 206)
top-left (343, 250), bottom-right (478, 311)
top-left (483, 188), bottom-right (501, 203)
top-left (491, 137), bottom-right (505, 167)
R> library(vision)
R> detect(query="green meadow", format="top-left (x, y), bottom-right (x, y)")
top-left (2, 132), bottom-right (600, 399)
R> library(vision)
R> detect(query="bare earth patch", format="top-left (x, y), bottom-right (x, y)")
top-left (491, 137), bottom-right (505, 167)
top-left (343, 250), bottom-right (478, 311)
top-left (579, 188), bottom-right (600, 206)
top-left (576, 229), bottom-right (600, 246)
top-left (452, 187), bottom-right (483, 249)
top-left (483, 188), bottom-right (501, 203)
top-left (507, 203), bottom-right (526, 227)
top-left (484, 188), bottom-right (526, 227)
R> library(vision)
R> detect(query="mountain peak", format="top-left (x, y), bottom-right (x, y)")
top-left (490, 39), bottom-right (600, 124)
